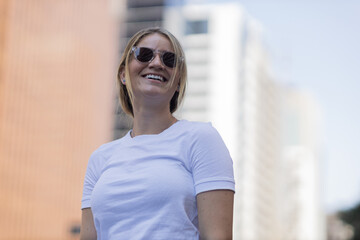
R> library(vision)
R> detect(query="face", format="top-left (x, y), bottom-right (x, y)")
top-left (124, 33), bottom-right (180, 107)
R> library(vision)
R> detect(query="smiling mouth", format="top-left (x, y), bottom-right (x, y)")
top-left (143, 74), bottom-right (167, 82)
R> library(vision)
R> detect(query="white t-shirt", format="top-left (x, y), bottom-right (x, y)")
top-left (81, 120), bottom-right (235, 240)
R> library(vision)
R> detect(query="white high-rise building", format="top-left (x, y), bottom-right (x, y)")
top-left (279, 88), bottom-right (325, 240)
top-left (165, 2), bottom-right (282, 239)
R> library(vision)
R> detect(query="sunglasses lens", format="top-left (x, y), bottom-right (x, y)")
top-left (135, 47), bottom-right (154, 62)
top-left (162, 52), bottom-right (176, 68)
top-left (134, 47), bottom-right (177, 68)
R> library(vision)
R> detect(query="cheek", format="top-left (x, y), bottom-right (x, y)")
top-left (128, 61), bottom-right (144, 79)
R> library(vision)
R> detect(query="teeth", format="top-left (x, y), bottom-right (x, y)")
top-left (145, 74), bottom-right (164, 82)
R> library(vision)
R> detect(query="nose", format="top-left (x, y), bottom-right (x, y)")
top-left (149, 53), bottom-right (164, 69)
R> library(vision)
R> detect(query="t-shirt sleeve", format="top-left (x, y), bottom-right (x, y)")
top-left (81, 149), bottom-right (104, 209)
top-left (190, 123), bottom-right (235, 195)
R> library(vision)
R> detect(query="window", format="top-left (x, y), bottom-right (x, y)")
top-left (185, 20), bottom-right (208, 35)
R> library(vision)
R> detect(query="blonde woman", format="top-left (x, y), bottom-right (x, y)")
top-left (81, 27), bottom-right (235, 240)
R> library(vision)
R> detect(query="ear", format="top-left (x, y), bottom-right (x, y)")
top-left (119, 66), bottom-right (126, 85)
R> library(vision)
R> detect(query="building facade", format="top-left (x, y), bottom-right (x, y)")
top-left (114, 0), bottom-right (167, 139)
top-left (0, 1), bottom-right (120, 239)
top-left (164, 2), bottom-right (282, 239)
top-left (279, 88), bottom-right (326, 240)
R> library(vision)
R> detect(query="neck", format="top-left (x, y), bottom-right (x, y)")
top-left (131, 107), bottom-right (177, 137)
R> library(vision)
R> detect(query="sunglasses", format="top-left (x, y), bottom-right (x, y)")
top-left (131, 46), bottom-right (181, 68)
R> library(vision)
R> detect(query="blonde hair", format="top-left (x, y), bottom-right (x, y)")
top-left (117, 27), bottom-right (187, 117)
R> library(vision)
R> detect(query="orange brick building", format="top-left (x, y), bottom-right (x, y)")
top-left (0, 1), bottom-right (120, 239)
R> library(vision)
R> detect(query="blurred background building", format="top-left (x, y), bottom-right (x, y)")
top-left (0, 0), bottom-right (121, 239)
top-left (327, 214), bottom-right (354, 240)
top-left (114, 0), bottom-right (166, 138)
top-left (278, 88), bottom-right (325, 240)
top-left (164, 2), bottom-right (283, 239)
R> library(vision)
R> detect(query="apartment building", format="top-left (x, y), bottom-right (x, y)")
top-left (0, 1), bottom-right (119, 238)
top-left (164, 2), bottom-right (281, 239)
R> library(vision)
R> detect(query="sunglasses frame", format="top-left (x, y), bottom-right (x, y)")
top-left (131, 46), bottom-right (182, 68)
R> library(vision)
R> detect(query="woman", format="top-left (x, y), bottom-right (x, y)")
top-left (81, 27), bottom-right (235, 240)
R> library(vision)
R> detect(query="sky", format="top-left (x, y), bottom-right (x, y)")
top-left (233, 0), bottom-right (360, 213)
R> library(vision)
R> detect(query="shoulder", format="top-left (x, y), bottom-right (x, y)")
top-left (179, 120), bottom-right (216, 135)
top-left (176, 120), bottom-right (227, 154)
top-left (180, 120), bottom-right (221, 141)
top-left (88, 134), bottom-right (128, 165)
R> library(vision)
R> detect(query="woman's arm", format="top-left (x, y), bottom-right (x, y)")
top-left (197, 190), bottom-right (234, 240)
top-left (80, 208), bottom-right (97, 240)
